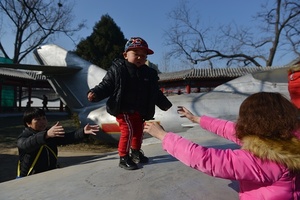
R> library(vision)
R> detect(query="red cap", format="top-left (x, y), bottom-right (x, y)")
top-left (124, 37), bottom-right (154, 55)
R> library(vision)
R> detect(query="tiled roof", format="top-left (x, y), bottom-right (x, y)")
top-left (158, 66), bottom-right (286, 81)
top-left (0, 65), bottom-right (288, 82)
top-left (0, 68), bottom-right (46, 80)
top-left (25, 71), bottom-right (47, 80)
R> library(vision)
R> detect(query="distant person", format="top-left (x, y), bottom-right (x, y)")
top-left (288, 61), bottom-right (300, 108)
top-left (144, 92), bottom-right (300, 199)
top-left (42, 95), bottom-right (49, 111)
top-left (17, 108), bottom-right (99, 177)
top-left (87, 37), bottom-right (172, 170)
top-left (26, 100), bottom-right (33, 108)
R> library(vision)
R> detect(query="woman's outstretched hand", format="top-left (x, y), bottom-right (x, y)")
top-left (144, 122), bottom-right (167, 141)
top-left (177, 106), bottom-right (200, 123)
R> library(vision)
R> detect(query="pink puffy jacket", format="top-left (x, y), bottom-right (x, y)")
top-left (162, 116), bottom-right (300, 200)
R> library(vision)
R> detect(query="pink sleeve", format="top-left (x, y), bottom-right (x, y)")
top-left (162, 132), bottom-right (231, 177)
top-left (294, 131), bottom-right (300, 139)
top-left (200, 115), bottom-right (241, 145)
top-left (162, 133), bottom-right (283, 182)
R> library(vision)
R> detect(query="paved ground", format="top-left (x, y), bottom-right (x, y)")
top-left (0, 126), bottom-right (240, 200)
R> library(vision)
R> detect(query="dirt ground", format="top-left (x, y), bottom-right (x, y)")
top-left (0, 112), bottom-right (118, 183)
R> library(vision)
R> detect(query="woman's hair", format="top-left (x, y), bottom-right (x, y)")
top-left (23, 108), bottom-right (46, 127)
top-left (235, 92), bottom-right (299, 140)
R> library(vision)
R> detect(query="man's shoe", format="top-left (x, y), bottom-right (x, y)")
top-left (131, 149), bottom-right (149, 164)
top-left (119, 155), bottom-right (138, 170)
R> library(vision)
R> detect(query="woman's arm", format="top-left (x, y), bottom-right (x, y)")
top-left (144, 123), bottom-right (281, 183)
top-left (177, 106), bottom-right (241, 145)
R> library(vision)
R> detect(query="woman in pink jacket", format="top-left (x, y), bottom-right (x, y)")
top-left (144, 92), bottom-right (300, 200)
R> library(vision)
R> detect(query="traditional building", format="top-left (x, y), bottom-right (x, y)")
top-left (158, 67), bottom-right (284, 95)
top-left (0, 67), bottom-right (60, 112)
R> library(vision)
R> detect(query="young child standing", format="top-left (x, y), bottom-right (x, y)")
top-left (87, 37), bottom-right (172, 170)
top-left (144, 92), bottom-right (300, 199)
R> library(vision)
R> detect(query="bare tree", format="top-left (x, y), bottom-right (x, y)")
top-left (165, 0), bottom-right (300, 68)
top-left (0, 0), bottom-right (85, 63)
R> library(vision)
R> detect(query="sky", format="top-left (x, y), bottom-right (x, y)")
top-left (1, 0), bottom-right (296, 72)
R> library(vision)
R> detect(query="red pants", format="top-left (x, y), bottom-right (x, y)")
top-left (288, 71), bottom-right (300, 108)
top-left (116, 112), bottom-right (144, 157)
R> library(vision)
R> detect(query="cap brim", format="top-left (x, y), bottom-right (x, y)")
top-left (126, 47), bottom-right (154, 55)
top-left (147, 48), bottom-right (154, 55)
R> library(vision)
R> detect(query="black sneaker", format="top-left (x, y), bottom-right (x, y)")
top-left (119, 155), bottom-right (138, 170)
top-left (130, 149), bottom-right (149, 164)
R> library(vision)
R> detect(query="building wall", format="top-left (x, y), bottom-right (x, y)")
top-left (159, 77), bottom-right (235, 95)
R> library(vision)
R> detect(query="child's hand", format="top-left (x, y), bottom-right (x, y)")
top-left (84, 124), bottom-right (99, 135)
top-left (87, 92), bottom-right (96, 102)
top-left (46, 122), bottom-right (65, 138)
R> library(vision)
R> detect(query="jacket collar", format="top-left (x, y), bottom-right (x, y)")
top-left (242, 135), bottom-right (300, 170)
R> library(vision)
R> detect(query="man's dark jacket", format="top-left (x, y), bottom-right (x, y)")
top-left (89, 58), bottom-right (172, 120)
top-left (17, 127), bottom-right (85, 177)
